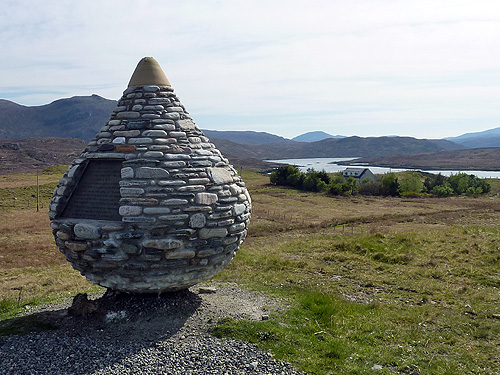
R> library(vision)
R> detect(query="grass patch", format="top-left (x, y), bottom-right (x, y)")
top-left (0, 183), bottom-right (57, 211)
top-left (212, 173), bottom-right (500, 374)
top-left (0, 293), bottom-right (66, 336)
top-left (211, 291), bottom-right (369, 373)
top-left (0, 298), bottom-right (22, 321)
top-left (1, 168), bottom-right (500, 373)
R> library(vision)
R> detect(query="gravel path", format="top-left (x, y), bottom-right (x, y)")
top-left (0, 283), bottom-right (305, 375)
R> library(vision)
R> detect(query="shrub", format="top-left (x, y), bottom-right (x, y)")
top-left (358, 181), bottom-right (384, 195)
top-left (303, 173), bottom-right (328, 192)
top-left (327, 174), bottom-right (358, 196)
top-left (424, 173), bottom-right (446, 192)
top-left (432, 184), bottom-right (454, 197)
top-left (447, 173), bottom-right (491, 196)
top-left (270, 167), bottom-right (491, 198)
top-left (398, 171), bottom-right (424, 195)
top-left (270, 165), bottom-right (301, 186)
top-left (381, 173), bottom-right (400, 196)
top-left (270, 166), bottom-right (329, 192)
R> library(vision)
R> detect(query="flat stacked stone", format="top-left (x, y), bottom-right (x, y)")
top-left (49, 57), bottom-right (251, 293)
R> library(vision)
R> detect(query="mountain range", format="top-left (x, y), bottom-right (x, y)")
top-left (291, 131), bottom-right (344, 142)
top-left (0, 96), bottom-right (116, 141)
top-left (346, 148), bottom-right (500, 171)
top-left (0, 95), bottom-right (499, 168)
top-left (445, 128), bottom-right (500, 148)
top-left (212, 136), bottom-right (464, 161)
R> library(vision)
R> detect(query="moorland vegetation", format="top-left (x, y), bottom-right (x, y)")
top-left (0, 168), bottom-right (499, 374)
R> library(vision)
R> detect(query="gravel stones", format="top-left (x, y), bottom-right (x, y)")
top-left (0, 283), bottom-right (304, 375)
top-left (48, 58), bottom-right (251, 293)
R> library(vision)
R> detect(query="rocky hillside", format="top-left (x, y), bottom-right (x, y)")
top-left (0, 96), bottom-right (475, 173)
top-left (346, 147), bottom-right (500, 171)
top-left (0, 96), bottom-right (116, 141)
top-left (213, 136), bottom-right (465, 160)
top-left (0, 138), bottom-right (86, 174)
top-left (0, 136), bottom-right (497, 176)
top-left (203, 130), bottom-right (290, 145)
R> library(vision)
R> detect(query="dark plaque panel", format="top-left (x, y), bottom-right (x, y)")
top-left (61, 160), bottom-right (123, 221)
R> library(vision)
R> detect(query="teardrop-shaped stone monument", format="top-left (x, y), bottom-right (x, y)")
top-left (49, 57), bottom-right (251, 292)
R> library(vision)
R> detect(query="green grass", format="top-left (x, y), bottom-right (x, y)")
top-left (0, 298), bottom-right (23, 321)
top-left (0, 165), bottom-right (67, 211)
top-left (0, 294), bottom-right (61, 336)
top-left (0, 293), bottom-right (63, 321)
top-left (40, 165), bottom-right (69, 175)
top-left (0, 285), bottom-right (103, 336)
top-left (0, 183), bottom-right (57, 211)
top-left (1, 168), bottom-right (499, 373)
top-left (212, 291), bottom-right (370, 373)
top-left (213, 209), bottom-right (500, 373)
top-left (212, 286), bottom-right (500, 374)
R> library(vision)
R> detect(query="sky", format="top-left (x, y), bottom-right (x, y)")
top-left (2, 0), bottom-right (500, 140)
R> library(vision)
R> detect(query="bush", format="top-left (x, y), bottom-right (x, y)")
top-left (358, 181), bottom-right (384, 196)
top-left (327, 174), bottom-right (358, 196)
top-left (270, 166), bottom-right (329, 192)
top-left (432, 184), bottom-right (454, 197)
top-left (270, 165), bottom-right (302, 186)
top-left (398, 171), bottom-right (424, 195)
top-left (447, 173), bottom-right (491, 196)
top-left (303, 173), bottom-right (328, 192)
top-left (424, 173), bottom-right (446, 192)
top-left (381, 173), bottom-right (400, 196)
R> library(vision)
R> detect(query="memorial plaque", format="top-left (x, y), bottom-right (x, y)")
top-left (60, 160), bottom-right (123, 221)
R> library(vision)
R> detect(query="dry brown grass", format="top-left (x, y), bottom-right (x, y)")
top-left (0, 173), bottom-right (61, 189)
top-left (1, 169), bottom-right (499, 311)
top-left (0, 209), bottom-right (65, 269)
top-left (0, 265), bottom-right (99, 302)
top-left (0, 210), bottom-right (99, 303)
top-left (248, 181), bottom-right (499, 235)
top-left (0, 168), bottom-right (101, 303)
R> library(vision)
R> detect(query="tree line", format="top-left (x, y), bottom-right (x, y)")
top-left (270, 165), bottom-right (491, 197)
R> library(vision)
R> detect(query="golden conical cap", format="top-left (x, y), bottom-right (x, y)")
top-left (128, 57), bottom-right (171, 87)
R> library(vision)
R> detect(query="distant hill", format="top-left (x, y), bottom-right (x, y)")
top-left (446, 127), bottom-right (500, 148)
top-left (0, 136), bottom-right (276, 174)
top-left (0, 136), bottom-right (491, 175)
top-left (0, 96), bottom-right (469, 170)
top-left (0, 137), bottom-right (86, 174)
top-left (292, 131), bottom-right (344, 142)
top-left (202, 130), bottom-right (290, 145)
top-left (0, 97), bottom-right (291, 145)
top-left (0, 96), bottom-right (116, 141)
top-left (345, 147), bottom-right (500, 171)
top-left (212, 136), bottom-right (465, 160)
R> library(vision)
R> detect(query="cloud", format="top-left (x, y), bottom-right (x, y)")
top-left (1, 0), bottom-right (500, 139)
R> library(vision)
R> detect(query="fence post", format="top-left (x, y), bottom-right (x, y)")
top-left (36, 170), bottom-right (39, 212)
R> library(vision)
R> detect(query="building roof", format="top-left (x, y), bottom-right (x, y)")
top-left (342, 168), bottom-right (373, 178)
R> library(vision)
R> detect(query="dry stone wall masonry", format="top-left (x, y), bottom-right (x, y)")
top-left (49, 60), bottom-right (251, 293)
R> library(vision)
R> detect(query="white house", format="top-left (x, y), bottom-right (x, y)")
top-left (342, 168), bottom-right (377, 183)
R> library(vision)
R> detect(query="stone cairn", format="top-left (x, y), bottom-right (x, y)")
top-left (49, 57), bottom-right (251, 293)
